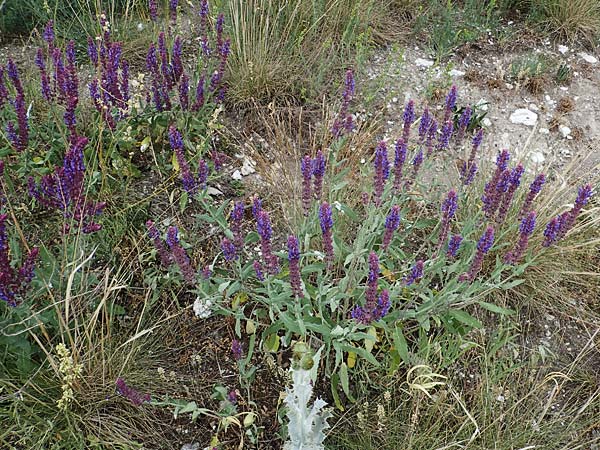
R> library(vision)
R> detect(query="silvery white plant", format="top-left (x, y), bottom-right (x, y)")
top-left (283, 343), bottom-right (332, 450)
top-left (193, 296), bottom-right (212, 318)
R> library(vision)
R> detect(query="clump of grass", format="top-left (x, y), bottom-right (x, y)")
top-left (532, 0), bottom-right (600, 44)
top-left (508, 52), bottom-right (552, 94)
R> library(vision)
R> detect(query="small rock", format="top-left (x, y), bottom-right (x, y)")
top-left (558, 45), bottom-right (569, 54)
top-left (415, 58), bottom-right (434, 68)
top-left (207, 186), bottom-right (223, 196)
top-left (240, 156), bottom-right (256, 176)
top-left (231, 170), bottom-right (242, 180)
top-left (558, 125), bottom-right (571, 138)
top-left (510, 108), bottom-right (538, 126)
top-left (530, 152), bottom-right (545, 164)
top-left (449, 69), bottom-right (465, 77)
top-left (482, 117), bottom-right (492, 127)
top-left (392, 97), bottom-right (398, 103)
top-left (529, 103), bottom-right (539, 111)
top-left (539, 128), bottom-right (550, 135)
top-left (578, 52), bottom-right (598, 64)
top-left (181, 444), bottom-right (200, 450)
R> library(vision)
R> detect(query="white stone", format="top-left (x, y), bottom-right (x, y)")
top-left (392, 97), bottom-right (398, 103)
top-left (482, 117), bottom-right (492, 127)
top-left (539, 128), bottom-right (550, 135)
top-left (558, 45), bottom-right (569, 54)
top-left (509, 108), bottom-right (538, 126)
top-left (558, 125), bottom-right (571, 138)
top-left (530, 152), bottom-right (545, 164)
top-left (207, 186), bottom-right (223, 196)
top-left (578, 52), bottom-right (598, 64)
top-left (415, 58), bottom-right (434, 68)
top-left (240, 156), bottom-right (256, 176)
top-left (231, 169), bottom-right (242, 180)
top-left (529, 103), bottom-right (539, 111)
top-left (476, 99), bottom-right (489, 111)
top-left (449, 69), bottom-right (465, 77)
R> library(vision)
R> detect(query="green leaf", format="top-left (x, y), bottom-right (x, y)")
top-left (339, 362), bottom-right (355, 401)
top-left (478, 301), bottom-right (515, 315)
top-left (447, 310), bottom-right (482, 329)
top-left (179, 192), bottom-right (188, 212)
top-left (330, 374), bottom-right (344, 411)
top-left (392, 326), bottom-right (410, 364)
top-left (264, 334), bottom-right (280, 353)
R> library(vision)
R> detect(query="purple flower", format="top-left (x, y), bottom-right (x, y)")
top-left (482, 150), bottom-right (511, 216)
top-left (418, 107), bottom-right (431, 142)
top-left (287, 235), bottom-right (303, 298)
top-left (437, 120), bottom-right (453, 151)
top-left (192, 74), bottom-right (206, 111)
top-left (437, 190), bottom-right (458, 252)
top-left (365, 251), bottom-right (379, 306)
top-left (373, 141), bottom-right (389, 206)
top-left (146, 220), bottom-right (172, 267)
top-left (169, 0), bottom-right (178, 24)
top-left (332, 69), bottom-right (355, 138)
top-left (312, 150), bottom-right (326, 201)
top-left (519, 173), bottom-right (545, 218)
top-left (456, 106), bottom-right (472, 143)
top-left (404, 260), bottom-right (424, 286)
top-left (43, 20), bottom-right (55, 48)
top-left (252, 196), bottom-right (262, 218)
top-left (393, 138), bottom-right (407, 192)
top-left (116, 378), bottom-right (151, 406)
top-left (444, 84), bottom-right (457, 122)
top-left (447, 234), bottom-right (462, 258)
top-left (461, 161), bottom-right (478, 186)
top-left (172, 37), bottom-right (183, 82)
top-left (199, 0), bottom-right (210, 56)
top-left (200, 265), bottom-right (212, 279)
top-left (410, 150), bottom-right (424, 184)
top-left (253, 260), bottom-right (265, 281)
top-left (542, 216), bottom-right (561, 247)
top-left (221, 238), bottom-right (238, 261)
top-left (216, 13), bottom-right (225, 52)
top-left (170, 127), bottom-right (197, 194)
top-left (319, 202), bottom-right (334, 268)
top-left (426, 119), bottom-right (438, 157)
top-left (0, 67), bottom-right (8, 108)
top-left (149, 0), bottom-right (158, 21)
top-left (178, 72), bottom-right (189, 110)
top-left (301, 155), bottom-right (313, 215)
top-left (556, 184), bottom-right (593, 240)
top-left (496, 163), bottom-right (524, 224)
top-left (231, 339), bottom-right (243, 361)
top-left (35, 48), bottom-right (52, 101)
top-left (460, 226), bottom-right (494, 282)
top-left (165, 226), bottom-right (195, 284)
top-left (402, 99), bottom-right (415, 142)
top-left (382, 205), bottom-right (401, 250)
top-left (504, 212), bottom-right (536, 264)
top-left (257, 210), bottom-right (279, 275)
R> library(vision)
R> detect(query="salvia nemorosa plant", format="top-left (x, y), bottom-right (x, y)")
top-left (143, 77), bottom-right (594, 399)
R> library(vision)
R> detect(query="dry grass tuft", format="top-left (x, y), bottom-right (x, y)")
top-left (537, 0), bottom-right (600, 44)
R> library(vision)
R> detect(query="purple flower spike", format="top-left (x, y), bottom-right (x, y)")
top-left (149, 0), bottom-right (158, 21)
top-left (393, 138), bottom-right (407, 192)
top-left (519, 173), bottom-right (545, 218)
top-left (199, 0), bottom-right (210, 56)
top-left (402, 99), bottom-right (415, 142)
top-left (146, 220), bottom-right (172, 267)
top-left (366, 251), bottom-right (380, 306)
top-left (116, 378), bottom-right (151, 406)
top-left (444, 84), bottom-right (458, 122)
top-left (410, 150), bottom-right (424, 185)
top-left (301, 155), bottom-right (313, 215)
top-left (460, 226), bottom-right (494, 282)
top-left (170, 127), bottom-right (197, 194)
top-left (382, 205), bottom-right (401, 250)
top-left (332, 69), bottom-right (355, 138)
top-left (437, 190), bottom-right (458, 252)
top-left (482, 150), bottom-right (511, 216)
top-left (287, 235), bottom-right (303, 298)
top-left (312, 150), bottom-right (326, 201)
top-left (221, 238), bottom-right (238, 261)
top-left (504, 212), bottom-right (536, 264)
top-left (404, 260), bottom-right (424, 286)
top-left (438, 120), bottom-right (453, 151)
top-left (461, 161), bottom-right (478, 186)
top-left (257, 210), bottom-right (279, 275)
top-left (373, 141), bottom-right (389, 206)
top-left (418, 107), bottom-right (431, 143)
top-left (253, 260), bottom-right (265, 281)
top-left (456, 106), bottom-right (472, 143)
top-left (556, 184), bottom-right (593, 240)
top-left (169, 0), bottom-right (178, 24)
top-left (198, 159), bottom-right (209, 191)
top-left (0, 67), bottom-right (8, 108)
top-left (319, 202), bottom-right (334, 268)
top-left (447, 234), bottom-right (463, 258)
top-left (165, 226), bottom-right (195, 284)
top-left (426, 119), bottom-right (438, 157)
top-left (542, 216), bottom-right (561, 247)
top-left (496, 163), bottom-right (525, 224)
top-left (252, 196), bottom-right (262, 219)
top-left (43, 21), bottom-right (55, 48)
top-left (231, 339), bottom-right (243, 361)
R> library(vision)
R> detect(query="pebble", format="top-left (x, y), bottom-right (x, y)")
top-left (415, 58), bottom-right (434, 68)
top-left (510, 108), bottom-right (538, 126)
top-left (558, 45), bottom-right (569, 54)
top-left (482, 117), bottom-right (492, 127)
top-left (539, 128), bottom-right (550, 135)
top-left (231, 169), bottom-right (242, 180)
top-left (449, 69), bottom-right (465, 77)
top-left (530, 152), bottom-right (545, 164)
top-left (558, 125), bottom-right (571, 138)
top-left (578, 52), bottom-right (598, 64)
